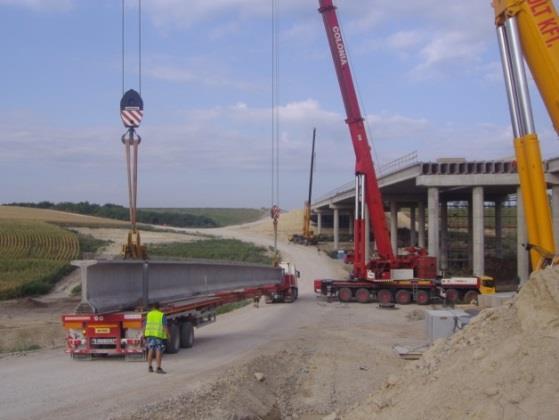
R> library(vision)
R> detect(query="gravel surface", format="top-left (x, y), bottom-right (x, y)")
top-left (0, 216), bottom-right (426, 420)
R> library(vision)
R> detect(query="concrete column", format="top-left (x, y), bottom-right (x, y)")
top-left (418, 202), bottom-right (426, 248)
top-left (410, 206), bottom-right (416, 246)
top-left (365, 205), bottom-right (371, 259)
top-left (333, 208), bottom-right (340, 250)
top-left (316, 211), bottom-right (322, 235)
top-left (440, 200), bottom-right (448, 273)
top-left (517, 188), bottom-right (530, 284)
top-left (468, 199), bottom-right (473, 271)
top-left (390, 201), bottom-right (398, 255)
top-left (552, 185), bottom-right (559, 251)
top-left (348, 213), bottom-right (353, 235)
top-left (472, 187), bottom-right (485, 276)
top-left (495, 200), bottom-right (503, 258)
top-left (427, 188), bottom-right (440, 263)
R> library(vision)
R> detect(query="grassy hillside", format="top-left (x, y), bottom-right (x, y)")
top-left (145, 208), bottom-right (267, 227)
top-left (148, 238), bottom-right (272, 265)
top-left (0, 206), bottom-right (127, 226)
top-left (0, 220), bottom-right (80, 299)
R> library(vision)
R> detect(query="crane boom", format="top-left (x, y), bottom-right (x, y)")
top-left (303, 128), bottom-right (317, 239)
top-left (493, 0), bottom-right (559, 268)
top-left (318, 0), bottom-right (394, 279)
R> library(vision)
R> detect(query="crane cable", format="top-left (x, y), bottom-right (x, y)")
top-left (270, 0), bottom-right (280, 260)
top-left (121, 0), bottom-right (143, 234)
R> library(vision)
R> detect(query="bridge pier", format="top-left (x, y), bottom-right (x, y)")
top-left (410, 206), bottom-right (416, 246)
top-left (517, 187), bottom-right (530, 284)
top-left (390, 201), bottom-right (398, 255)
top-left (472, 187), bottom-right (485, 276)
top-left (418, 201), bottom-right (426, 248)
top-left (428, 187), bottom-right (440, 269)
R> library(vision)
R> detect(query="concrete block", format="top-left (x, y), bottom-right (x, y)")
top-left (425, 309), bottom-right (471, 343)
top-left (477, 292), bottom-right (516, 309)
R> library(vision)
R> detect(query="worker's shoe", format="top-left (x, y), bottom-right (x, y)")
top-left (156, 367), bottom-right (166, 374)
top-left (148, 366), bottom-right (154, 373)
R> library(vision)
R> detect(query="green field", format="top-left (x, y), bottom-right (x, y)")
top-left (0, 220), bottom-right (80, 300)
top-left (148, 238), bottom-right (273, 265)
top-left (144, 208), bottom-right (267, 227)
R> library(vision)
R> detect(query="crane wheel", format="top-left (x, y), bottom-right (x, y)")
top-left (356, 288), bottom-right (370, 304)
top-left (445, 288), bottom-right (460, 304)
top-left (377, 289), bottom-right (393, 305)
top-left (415, 290), bottom-right (430, 305)
top-left (395, 290), bottom-right (411, 305)
top-left (338, 287), bottom-right (352, 302)
top-left (463, 290), bottom-right (479, 304)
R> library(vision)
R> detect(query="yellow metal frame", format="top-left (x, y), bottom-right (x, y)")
top-left (494, 0), bottom-right (559, 269)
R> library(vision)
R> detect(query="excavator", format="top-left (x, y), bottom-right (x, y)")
top-left (493, 0), bottom-right (559, 270)
top-left (290, 128), bottom-right (318, 245)
top-left (314, 0), bottom-right (495, 304)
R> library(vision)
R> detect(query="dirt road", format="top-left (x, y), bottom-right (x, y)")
top-left (0, 225), bottom-right (427, 420)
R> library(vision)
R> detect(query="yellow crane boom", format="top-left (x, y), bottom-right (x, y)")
top-left (493, 0), bottom-right (559, 269)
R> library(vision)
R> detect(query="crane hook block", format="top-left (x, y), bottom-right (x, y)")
top-left (120, 89), bottom-right (144, 128)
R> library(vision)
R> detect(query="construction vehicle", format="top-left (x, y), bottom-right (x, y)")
top-left (62, 260), bottom-right (299, 359)
top-left (314, 0), bottom-right (495, 304)
top-left (493, 0), bottom-right (559, 270)
top-left (290, 128), bottom-right (318, 245)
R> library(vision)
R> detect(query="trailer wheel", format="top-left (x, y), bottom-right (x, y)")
top-left (415, 290), bottom-right (430, 305)
top-left (395, 290), bottom-right (411, 305)
top-left (166, 323), bottom-right (180, 354)
top-left (356, 288), bottom-right (370, 303)
top-left (338, 287), bottom-right (352, 302)
top-left (377, 289), bottom-right (393, 304)
top-left (463, 290), bottom-right (479, 304)
top-left (445, 288), bottom-right (460, 304)
top-left (180, 322), bottom-right (194, 348)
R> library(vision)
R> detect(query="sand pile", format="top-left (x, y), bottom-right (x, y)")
top-left (347, 266), bottom-right (559, 419)
top-left (235, 209), bottom-right (305, 242)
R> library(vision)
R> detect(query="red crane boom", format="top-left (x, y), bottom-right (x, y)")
top-left (318, 0), bottom-right (394, 279)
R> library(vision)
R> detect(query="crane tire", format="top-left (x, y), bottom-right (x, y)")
top-left (377, 289), bottom-right (393, 304)
top-left (395, 289), bottom-right (412, 305)
top-left (338, 287), bottom-right (352, 302)
top-left (356, 288), bottom-right (370, 304)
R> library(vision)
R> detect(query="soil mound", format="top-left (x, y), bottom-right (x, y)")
top-left (346, 266), bottom-right (559, 419)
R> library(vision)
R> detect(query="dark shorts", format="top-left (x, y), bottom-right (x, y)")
top-left (146, 337), bottom-right (165, 351)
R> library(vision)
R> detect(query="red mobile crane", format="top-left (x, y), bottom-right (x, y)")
top-left (314, 0), bottom-right (495, 304)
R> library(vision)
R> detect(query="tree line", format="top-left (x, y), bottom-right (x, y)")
top-left (6, 201), bottom-right (218, 228)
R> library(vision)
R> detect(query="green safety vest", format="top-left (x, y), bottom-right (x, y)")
top-left (144, 309), bottom-right (166, 339)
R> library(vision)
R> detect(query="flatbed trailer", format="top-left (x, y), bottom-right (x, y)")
top-left (314, 275), bottom-right (494, 305)
top-left (62, 267), bottom-right (298, 359)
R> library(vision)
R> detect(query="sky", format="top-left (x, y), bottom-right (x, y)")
top-left (0, 0), bottom-right (558, 209)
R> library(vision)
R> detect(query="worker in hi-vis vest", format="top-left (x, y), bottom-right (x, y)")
top-left (144, 302), bottom-right (170, 374)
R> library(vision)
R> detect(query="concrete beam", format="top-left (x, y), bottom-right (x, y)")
top-left (417, 174), bottom-right (519, 187)
top-left (427, 188), bottom-right (439, 265)
top-left (472, 187), bottom-right (484, 276)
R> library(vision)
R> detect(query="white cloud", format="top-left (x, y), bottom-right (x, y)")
top-left (0, 0), bottom-right (73, 11)
top-left (145, 62), bottom-right (262, 91)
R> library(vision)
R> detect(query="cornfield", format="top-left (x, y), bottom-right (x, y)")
top-left (0, 220), bottom-right (80, 299)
